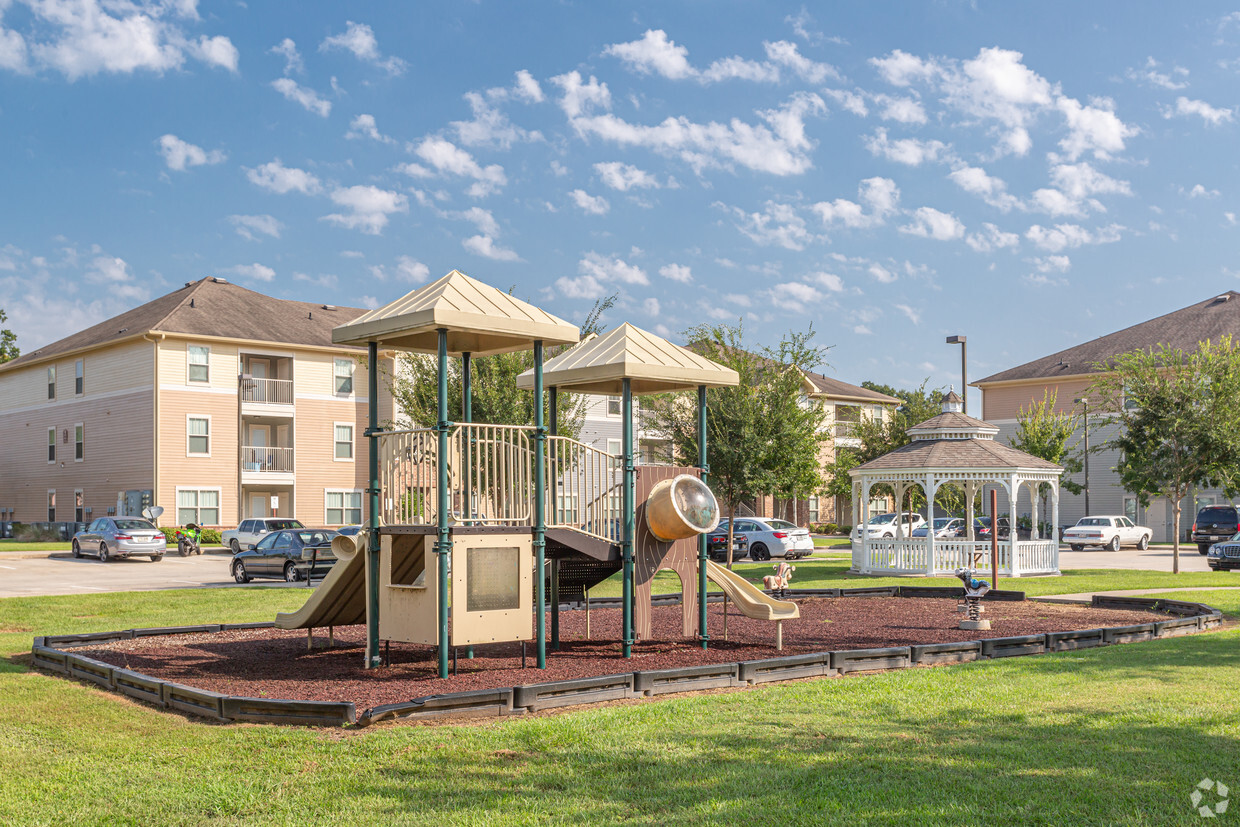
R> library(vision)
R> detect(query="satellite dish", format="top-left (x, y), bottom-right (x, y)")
top-left (141, 505), bottom-right (164, 521)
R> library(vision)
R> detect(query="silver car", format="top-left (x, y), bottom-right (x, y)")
top-left (73, 517), bottom-right (167, 562)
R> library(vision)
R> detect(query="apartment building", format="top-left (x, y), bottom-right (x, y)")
top-left (0, 277), bottom-right (392, 530)
top-left (975, 290), bottom-right (1240, 542)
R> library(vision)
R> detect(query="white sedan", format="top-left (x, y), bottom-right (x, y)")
top-left (852, 512), bottom-right (927, 542)
top-left (912, 518), bottom-right (966, 539)
top-left (1062, 516), bottom-right (1152, 551)
top-left (725, 518), bottom-right (814, 560)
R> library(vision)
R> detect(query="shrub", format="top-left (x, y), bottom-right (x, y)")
top-left (159, 527), bottom-right (222, 544)
top-left (16, 523), bottom-right (60, 542)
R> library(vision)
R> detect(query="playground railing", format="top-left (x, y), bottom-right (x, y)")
top-left (450, 423), bottom-right (534, 526)
top-left (378, 428), bottom-right (439, 525)
top-left (545, 435), bottom-right (622, 544)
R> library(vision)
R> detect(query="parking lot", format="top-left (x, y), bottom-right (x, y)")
top-left (0, 552), bottom-right (313, 598)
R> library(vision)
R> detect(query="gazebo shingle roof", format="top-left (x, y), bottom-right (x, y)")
top-left (906, 410), bottom-right (997, 434)
top-left (853, 438), bottom-right (1061, 472)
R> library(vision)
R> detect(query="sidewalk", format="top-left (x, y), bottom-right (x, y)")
top-left (1034, 586), bottom-right (1240, 605)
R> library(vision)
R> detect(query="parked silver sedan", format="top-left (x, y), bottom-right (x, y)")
top-left (72, 517), bottom-right (167, 562)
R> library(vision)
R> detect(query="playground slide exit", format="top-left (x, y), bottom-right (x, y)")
top-left (274, 533), bottom-right (368, 630)
top-left (703, 560), bottom-right (800, 621)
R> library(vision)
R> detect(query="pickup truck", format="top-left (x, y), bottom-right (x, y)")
top-left (222, 517), bottom-right (306, 553)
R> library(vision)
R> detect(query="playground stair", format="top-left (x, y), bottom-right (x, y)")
top-left (549, 555), bottom-right (622, 604)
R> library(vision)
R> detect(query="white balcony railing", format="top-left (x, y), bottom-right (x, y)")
top-left (242, 446), bottom-right (294, 473)
top-left (240, 376), bottom-right (293, 405)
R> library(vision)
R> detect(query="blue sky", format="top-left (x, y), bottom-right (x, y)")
top-left (2, 2), bottom-right (1239, 406)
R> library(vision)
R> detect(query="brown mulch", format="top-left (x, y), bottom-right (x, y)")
top-left (78, 598), bottom-right (1167, 711)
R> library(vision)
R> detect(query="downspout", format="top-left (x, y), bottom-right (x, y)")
top-left (143, 334), bottom-right (165, 525)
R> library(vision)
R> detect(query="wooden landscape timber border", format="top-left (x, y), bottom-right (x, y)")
top-left (28, 590), bottom-right (1225, 728)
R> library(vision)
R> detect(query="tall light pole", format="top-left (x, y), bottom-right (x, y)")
top-left (946, 335), bottom-right (967, 414)
top-left (1074, 397), bottom-right (1090, 516)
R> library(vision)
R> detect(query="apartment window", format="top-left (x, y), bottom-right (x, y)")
top-left (188, 345), bottom-right (210, 383)
top-left (177, 489), bottom-right (220, 526)
top-left (47, 428), bottom-right (56, 463)
top-left (47, 490), bottom-right (55, 522)
top-left (74, 424), bottom-right (84, 461)
top-left (75, 490), bottom-right (84, 523)
top-left (808, 495), bottom-right (820, 524)
top-left (187, 416), bottom-right (211, 456)
top-left (325, 490), bottom-right (362, 525)
top-left (606, 396), bottom-right (621, 416)
top-left (47, 366), bottom-right (55, 400)
top-left (607, 438), bottom-right (622, 456)
top-left (334, 423), bottom-right (354, 460)
top-left (334, 358), bottom-right (354, 395)
top-left (75, 359), bottom-right (84, 395)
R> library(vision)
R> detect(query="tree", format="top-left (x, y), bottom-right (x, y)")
top-left (642, 322), bottom-right (830, 567)
top-left (1008, 389), bottom-right (1084, 533)
top-left (388, 295), bottom-right (615, 440)
top-left (0, 308), bottom-right (17, 364)
top-left (1090, 336), bottom-right (1240, 573)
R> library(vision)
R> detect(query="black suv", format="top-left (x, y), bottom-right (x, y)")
top-left (1192, 505), bottom-right (1239, 555)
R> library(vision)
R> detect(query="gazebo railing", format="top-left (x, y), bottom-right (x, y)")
top-left (931, 540), bottom-right (1011, 573)
top-left (864, 540), bottom-right (928, 573)
top-left (1015, 540), bottom-right (1058, 574)
top-left (858, 539), bottom-right (1059, 577)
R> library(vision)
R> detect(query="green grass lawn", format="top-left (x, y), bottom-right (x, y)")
top-left (812, 536), bottom-right (851, 548)
top-left (0, 539), bottom-right (71, 552)
top-left (3, 585), bottom-right (1240, 824)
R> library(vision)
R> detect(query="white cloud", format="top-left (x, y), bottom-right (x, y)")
top-left (579, 251), bottom-right (649, 286)
top-left (227, 214), bottom-right (282, 241)
top-left (865, 127), bottom-right (951, 166)
top-left (763, 39), bottom-right (839, 83)
top-left (1226, 212), bottom-right (1237, 225)
top-left (555, 274), bottom-right (606, 299)
top-left (395, 255), bottom-right (429, 282)
top-left (870, 49), bottom-right (940, 86)
top-left (569, 189), bottom-right (610, 215)
top-left (1031, 255), bottom-right (1071, 272)
top-left (322, 185), bottom-right (408, 235)
top-left (700, 55), bottom-right (780, 83)
top-left (463, 235), bottom-right (520, 261)
top-left (346, 114), bottom-right (393, 144)
top-left (1125, 57), bottom-right (1188, 90)
top-left (853, 324), bottom-right (872, 335)
top-left (659, 263), bottom-right (693, 284)
top-left (1049, 162), bottom-right (1132, 201)
top-left (293, 271), bottom-right (338, 290)
top-left (812, 177), bottom-right (900, 229)
top-left (569, 92), bottom-right (825, 176)
top-left (404, 137), bottom-right (507, 197)
top-left (245, 159), bottom-right (322, 195)
top-left (1029, 188), bottom-right (1085, 217)
top-left (900, 207), bottom-right (965, 240)
top-left (642, 297), bottom-right (661, 316)
top-left (944, 47), bottom-right (1053, 157)
top-left (223, 262), bottom-right (276, 282)
top-left (0, 0), bottom-right (238, 80)
top-left (1187, 184), bottom-right (1221, 198)
top-left (811, 272), bottom-right (845, 292)
top-left (868, 263), bottom-right (896, 283)
top-left (771, 282), bottom-right (824, 305)
top-left (949, 166), bottom-right (1021, 212)
top-left (894, 303), bottom-right (921, 324)
top-left (513, 69), bottom-right (544, 102)
top-left (1026, 222), bottom-right (1124, 252)
top-left (875, 94), bottom-right (927, 124)
top-left (271, 77), bottom-right (331, 117)
top-left (449, 207), bottom-right (500, 237)
top-left (452, 91), bottom-right (542, 148)
top-left (270, 38), bottom-right (302, 75)
top-left (723, 200), bottom-right (814, 250)
top-left (157, 134), bottom-right (225, 171)
top-left (594, 161), bottom-right (660, 191)
top-left (550, 71), bottom-right (612, 118)
top-left (1056, 96), bottom-right (1138, 161)
top-left (823, 88), bottom-right (868, 116)
top-left (603, 29), bottom-right (694, 80)
top-left (1162, 96), bottom-right (1234, 125)
top-left (320, 20), bottom-right (406, 75)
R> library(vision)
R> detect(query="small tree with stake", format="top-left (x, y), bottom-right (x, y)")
top-left (1090, 336), bottom-right (1240, 573)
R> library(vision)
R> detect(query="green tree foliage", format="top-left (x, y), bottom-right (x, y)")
top-left (388, 295), bottom-right (615, 440)
top-left (0, 308), bottom-right (17, 364)
top-left (642, 322), bottom-right (829, 566)
top-left (1009, 389), bottom-right (1084, 531)
top-left (1091, 336), bottom-right (1240, 572)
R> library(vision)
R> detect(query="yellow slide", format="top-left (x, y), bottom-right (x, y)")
top-left (275, 533), bottom-right (368, 630)
top-left (704, 560), bottom-right (800, 621)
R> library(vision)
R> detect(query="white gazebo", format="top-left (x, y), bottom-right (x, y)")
top-left (848, 392), bottom-right (1063, 577)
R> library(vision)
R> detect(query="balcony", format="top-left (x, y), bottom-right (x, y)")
top-left (241, 445), bottom-right (294, 483)
top-left (240, 376), bottom-right (293, 406)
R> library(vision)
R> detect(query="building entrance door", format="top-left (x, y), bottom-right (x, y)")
top-left (250, 494), bottom-right (269, 519)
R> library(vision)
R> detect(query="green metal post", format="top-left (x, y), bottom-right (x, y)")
top-left (549, 386), bottom-right (559, 651)
top-left (622, 378), bottom-right (634, 657)
top-left (533, 341), bottom-right (547, 669)
top-left (697, 384), bottom-right (710, 650)
top-left (435, 328), bottom-right (450, 679)
top-left (462, 352), bottom-right (473, 660)
top-left (365, 341), bottom-right (382, 668)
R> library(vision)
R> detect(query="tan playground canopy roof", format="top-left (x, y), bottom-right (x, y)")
top-left (516, 323), bottom-right (740, 395)
top-left (332, 269), bottom-right (580, 356)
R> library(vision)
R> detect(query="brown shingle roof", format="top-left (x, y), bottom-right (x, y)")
top-left (907, 411), bottom-right (998, 434)
top-left (802, 370), bottom-right (901, 404)
top-left (0, 278), bottom-right (368, 372)
top-left (853, 438), bottom-right (1061, 471)
top-left (976, 291), bottom-right (1240, 384)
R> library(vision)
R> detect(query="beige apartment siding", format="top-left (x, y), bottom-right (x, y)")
top-left (292, 397), bottom-right (369, 525)
top-left (157, 337), bottom-right (244, 391)
top-left (980, 377), bottom-right (1095, 421)
top-left (157, 387), bottom-right (240, 528)
top-left (0, 338), bottom-right (153, 414)
top-left (0, 389), bottom-right (153, 522)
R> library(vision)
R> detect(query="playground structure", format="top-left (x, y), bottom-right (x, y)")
top-left (274, 270), bottom-right (798, 677)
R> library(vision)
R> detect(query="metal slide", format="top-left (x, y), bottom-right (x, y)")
top-left (274, 534), bottom-right (368, 630)
top-left (703, 560), bottom-right (800, 621)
